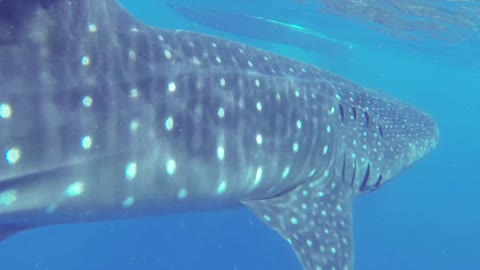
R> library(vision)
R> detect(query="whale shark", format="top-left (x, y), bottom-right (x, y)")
top-left (0, 0), bottom-right (439, 269)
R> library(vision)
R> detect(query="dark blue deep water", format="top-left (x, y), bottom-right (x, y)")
top-left (1, 1), bottom-right (479, 269)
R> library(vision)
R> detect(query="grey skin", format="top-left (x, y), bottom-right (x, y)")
top-left (0, 1), bottom-right (439, 270)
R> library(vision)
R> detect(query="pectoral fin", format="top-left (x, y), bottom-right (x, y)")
top-left (244, 175), bottom-right (354, 270)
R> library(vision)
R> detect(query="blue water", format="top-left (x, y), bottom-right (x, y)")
top-left (1, 1), bottom-right (479, 269)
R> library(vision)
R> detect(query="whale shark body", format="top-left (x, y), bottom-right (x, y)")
top-left (0, 1), bottom-right (439, 269)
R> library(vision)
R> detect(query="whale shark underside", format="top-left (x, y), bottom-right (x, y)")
top-left (0, 0), bottom-right (439, 269)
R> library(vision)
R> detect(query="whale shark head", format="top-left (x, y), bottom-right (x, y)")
top-left (0, 0), bottom-right (439, 269)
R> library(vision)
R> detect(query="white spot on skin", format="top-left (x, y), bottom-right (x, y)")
top-left (125, 162), bottom-right (137, 181)
top-left (88, 24), bottom-right (97, 32)
top-left (307, 239), bottom-right (313, 247)
top-left (217, 146), bottom-right (225, 161)
top-left (220, 78), bottom-right (226, 87)
top-left (331, 247), bottom-right (337, 254)
top-left (217, 181), bottom-right (227, 194)
top-left (192, 57), bottom-right (201, 65)
top-left (215, 56), bottom-right (222, 63)
top-left (296, 120), bottom-right (302, 129)
top-left (130, 120), bottom-right (139, 133)
top-left (256, 102), bottom-right (263, 111)
top-left (165, 116), bottom-right (174, 131)
top-left (255, 79), bottom-right (260, 87)
top-left (254, 167), bottom-right (263, 186)
top-left (122, 197), bottom-right (134, 208)
top-left (282, 167), bottom-right (290, 178)
top-left (81, 56), bottom-right (90, 66)
top-left (5, 148), bottom-right (21, 164)
top-left (168, 82), bottom-right (176, 92)
top-left (129, 50), bottom-right (136, 60)
top-left (164, 49), bottom-right (172, 59)
top-left (177, 189), bottom-right (188, 200)
top-left (327, 125), bottom-right (331, 133)
top-left (248, 60), bottom-right (253, 67)
top-left (166, 159), bottom-right (177, 175)
top-left (81, 136), bottom-right (93, 150)
top-left (82, 96), bottom-right (93, 108)
top-left (217, 107), bottom-right (225, 118)
top-left (323, 145), bottom-right (329, 155)
top-left (65, 181), bottom-right (85, 197)
top-left (0, 103), bottom-right (12, 119)
top-left (290, 217), bottom-right (298, 225)
top-left (0, 189), bottom-right (17, 206)
top-left (256, 134), bottom-right (263, 145)
top-left (293, 143), bottom-right (299, 152)
top-left (263, 215), bottom-right (271, 222)
top-left (130, 88), bottom-right (139, 98)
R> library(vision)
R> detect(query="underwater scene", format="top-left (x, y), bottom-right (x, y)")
top-left (0, 0), bottom-right (478, 269)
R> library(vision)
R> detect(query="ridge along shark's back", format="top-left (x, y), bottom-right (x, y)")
top-left (0, 0), bottom-right (439, 270)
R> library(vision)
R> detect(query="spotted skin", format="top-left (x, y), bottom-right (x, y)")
top-left (0, 1), bottom-right (439, 270)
